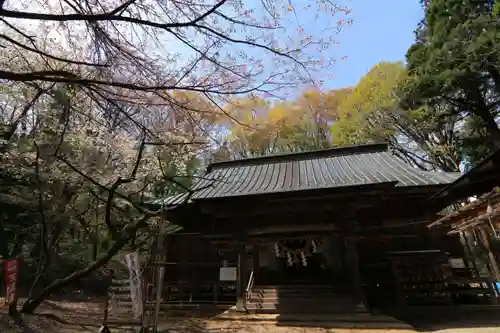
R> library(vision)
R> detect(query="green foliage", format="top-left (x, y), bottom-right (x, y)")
top-left (154, 156), bottom-right (202, 196)
top-left (215, 90), bottom-right (344, 159)
top-left (328, 61), bottom-right (462, 171)
top-left (330, 62), bottom-right (405, 145)
top-left (493, 1), bottom-right (500, 18)
top-left (403, 0), bottom-right (500, 166)
top-left (459, 116), bottom-right (498, 170)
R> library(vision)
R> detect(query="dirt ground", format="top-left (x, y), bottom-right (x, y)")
top-left (1, 300), bottom-right (499, 333)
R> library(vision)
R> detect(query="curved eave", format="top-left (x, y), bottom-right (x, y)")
top-left (430, 148), bottom-right (500, 203)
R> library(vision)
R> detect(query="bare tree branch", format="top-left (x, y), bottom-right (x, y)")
top-left (0, 1), bottom-right (227, 28)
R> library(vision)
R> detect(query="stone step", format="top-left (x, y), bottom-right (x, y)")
top-left (252, 287), bottom-right (351, 293)
top-left (249, 296), bottom-right (353, 303)
top-left (247, 295), bottom-right (357, 303)
top-left (245, 301), bottom-right (364, 314)
top-left (252, 286), bottom-right (349, 291)
top-left (250, 289), bottom-right (354, 299)
top-left (248, 289), bottom-right (356, 296)
top-left (250, 289), bottom-right (353, 296)
top-left (221, 311), bottom-right (382, 321)
top-left (253, 284), bottom-right (346, 289)
top-left (110, 294), bottom-right (133, 301)
top-left (216, 311), bottom-right (413, 329)
top-left (246, 283), bottom-right (362, 315)
top-left (248, 301), bottom-right (357, 310)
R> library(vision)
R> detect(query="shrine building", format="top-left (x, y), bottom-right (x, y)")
top-left (149, 143), bottom-right (464, 314)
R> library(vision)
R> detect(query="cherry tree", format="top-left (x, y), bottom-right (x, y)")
top-left (0, 0), bottom-right (351, 313)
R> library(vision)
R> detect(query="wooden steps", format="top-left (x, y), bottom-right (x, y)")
top-left (105, 279), bottom-right (144, 326)
top-left (246, 284), bottom-right (364, 314)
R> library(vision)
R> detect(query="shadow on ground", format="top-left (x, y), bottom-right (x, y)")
top-left (275, 315), bottom-right (413, 330)
top-left (212, 306), bottom-right (500, 331)
top-left (388, 306), bottom-right (500, 332)
top-left (1, 305), bottom-right (237, 333)
top-left (4, 303), bottom-right (500, 333)
top-left (211, 309), bottom-right (414, 330)
top-left (0, 315), bottom-right (44, 333)
top-left (0, 313), bottom-right (106, 333)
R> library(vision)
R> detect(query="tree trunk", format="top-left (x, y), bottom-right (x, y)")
top-left (468, 85), bottom-right (500, 145)
top-left (8, 303), bottom-right (18, 317)
top-left (20, 222), bottom-right (143, 313)
top-left (488, 67), bottom-right (500, 97)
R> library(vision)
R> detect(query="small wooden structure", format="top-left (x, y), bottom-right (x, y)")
top-left (428, 149), bottom-right (500, 304)
top-left (148, 143), bottom-right (465, 312)
top-left (430, 188), bottom-right (500, 238)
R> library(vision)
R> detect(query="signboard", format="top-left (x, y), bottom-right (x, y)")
top-left (219, 267), bottom-right (237, 281)
top-left (124, 252), bottom-right (143, 319)
top-left (449, 258), bottom-right (466, 269)
top-left (3, 258), bottom-right (18, 306)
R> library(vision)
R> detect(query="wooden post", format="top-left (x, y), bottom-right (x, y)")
top-left (253, 242), bottom-right (260, 277)
top-left (152, 267), bottom-right (165, 333)
top-left (478, 226), bottom-right (500, 280)
top-left (460, 231), bottom-right (479, 277)
top-left (235, 242), bottom-right (247, 311)
top-left (102, 270), bottom-right (113, 325)
top-left (344, 233), bottom-right (369, 312)
top-left (151, 218), bottom-right (167, 333)
top-left (212, 282), bottom-right (219, 304)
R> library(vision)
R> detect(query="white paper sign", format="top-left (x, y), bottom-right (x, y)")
top-left (449, 258), bottom-right (466, 269)
top-left (219, 267), bottom-right (237, 281)
top-left (125, 252), bottom-right (143, 319)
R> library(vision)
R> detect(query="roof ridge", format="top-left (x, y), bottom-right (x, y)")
top-left (207, 142), bottom-right (389, 172)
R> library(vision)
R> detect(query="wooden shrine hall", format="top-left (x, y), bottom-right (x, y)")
top-left (150, 143), bottom-right (464, 314)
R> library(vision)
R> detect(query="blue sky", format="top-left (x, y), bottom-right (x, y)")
top-left (155, 0), bottom-right (424, 97)
top-left (325, 0), bottom-right (424, 89)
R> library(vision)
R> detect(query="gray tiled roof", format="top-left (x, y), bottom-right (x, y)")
top-left (154, 143), bottom-right (460, 206)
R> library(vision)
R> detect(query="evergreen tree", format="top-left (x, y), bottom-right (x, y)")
top-left (403, 0), bottom-right (500, 165)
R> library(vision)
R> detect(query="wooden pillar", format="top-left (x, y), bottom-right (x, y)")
top-left (460, 231), bottom-right (479, 278)
top-left (345, 232), bottom-right (369, 312)
top-left (235, 241), bottom-right (247, 311)
top-left (478, 226), bottom-right (500, 280)
top-left (253, 242), bottom-right (260, 273)
top-left (180, 236), bottom-right (188, 305)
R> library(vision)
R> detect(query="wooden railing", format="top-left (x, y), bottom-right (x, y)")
top-left (246, 270), bottom-right (255, 301)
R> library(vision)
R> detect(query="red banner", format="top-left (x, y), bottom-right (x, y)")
top-left (3, 258), bottom-right (18, 305)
